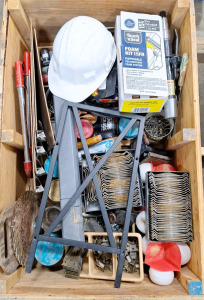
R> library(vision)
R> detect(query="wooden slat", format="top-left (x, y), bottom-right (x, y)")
top-left (175, 0), bottom-right (204, 291)
top-left (1, 130), bottom-right (23, 150)
top-left (8, 0), bottom-right (31, 49)
top-left (0, 268), bottom-right (25, 294)
top-left (170, 0), bottom-right (189, 30)
top-left (177, 267), bottom-right (202, 295)
top-left (166, 128), bottom-right (196, 151)
top-left (20, 0), bottom-right (176, 43)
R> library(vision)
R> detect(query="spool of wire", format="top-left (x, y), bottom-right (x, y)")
top-left (144, 114), bottom-right (174, 143)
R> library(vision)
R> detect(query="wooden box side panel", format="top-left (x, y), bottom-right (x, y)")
top-left (20, 0), bottom-right (176, 43)
top-left (2, 16), bottom-right (28, 133)
top-left (174, 0), bottom-right (204, 285)
top-left (0, 15), bottom-right (27, 210)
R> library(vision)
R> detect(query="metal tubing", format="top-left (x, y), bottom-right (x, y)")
top-left (25, 75), bottom-right (31, 148)
top-left (17, 87), bottom-right (30, 163)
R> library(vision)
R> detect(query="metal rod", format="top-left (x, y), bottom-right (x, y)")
top-left (39, 235), bottom-right (121, 254)
top-left (115, 117), bottom-right (145, 288)
top-left (66, 101), bottom-right (143, 120)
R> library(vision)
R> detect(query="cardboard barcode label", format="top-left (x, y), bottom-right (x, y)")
top-left (131, 107), bottom-right (150, 113)
top-left (167, 80), bottom-right (175, 96)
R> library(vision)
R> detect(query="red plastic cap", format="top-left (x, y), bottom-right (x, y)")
top-left (24, 161), bottom-right (32, 178)
top-left (24, 51), bottom-right (31, 76)
top-left (145, 242), bottom-right (181, 272)
top-left (76, 119), bottom-right (94, 139)
top-left (15, 61), bottom-right (24, 87)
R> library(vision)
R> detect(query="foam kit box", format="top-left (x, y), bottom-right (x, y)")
top-left (115, 11), bottom-right (168, 113)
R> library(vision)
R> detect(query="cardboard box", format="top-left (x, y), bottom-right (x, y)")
top-left (115, 11), bottom-right (168, 113)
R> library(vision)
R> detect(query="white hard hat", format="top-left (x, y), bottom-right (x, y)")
top-left (48, 16), bottom-right (116, 102)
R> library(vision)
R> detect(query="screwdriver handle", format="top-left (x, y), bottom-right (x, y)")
top-left (24, 51), bottom-right (31, 76)
top-left (15, 61), bottom-right (24, 87)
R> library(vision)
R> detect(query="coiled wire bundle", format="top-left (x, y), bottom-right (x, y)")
top-left (147, 172), bottom-right (193, 242)
top-left (83, 151), bottom-right (142, 211)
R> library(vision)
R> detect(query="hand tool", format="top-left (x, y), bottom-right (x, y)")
top-left (178, 53), bottom-right (189, 95)
top-left (24, 51), bottom-right (31, 154)
top-left (160, 11), bottom-right (178, 120)
top-left (77, 134), bottom-right (102, 150)
top-left (15, 61), bottom-right (32, 178)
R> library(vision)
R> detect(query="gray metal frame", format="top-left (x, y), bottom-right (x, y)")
top-left (25, 101), bottom-right (145, 288)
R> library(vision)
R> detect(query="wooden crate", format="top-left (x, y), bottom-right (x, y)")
top-left (0, 0), bottom-right (204, 298)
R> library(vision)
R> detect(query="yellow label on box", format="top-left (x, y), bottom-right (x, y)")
top-left (121, 99), bottom-right (165, 113)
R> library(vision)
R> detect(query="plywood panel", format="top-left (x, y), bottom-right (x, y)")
top-left (21, 0), bottom-right (176, 43)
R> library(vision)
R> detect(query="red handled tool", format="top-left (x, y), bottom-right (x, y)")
top-left (15, 61), bottom-right (32, 178)
top-left (24, 51), bottom-right (31, 155)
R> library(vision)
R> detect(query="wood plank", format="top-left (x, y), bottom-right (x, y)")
top-left (166, 128), bottom-right (196, 150)
top-left (170, 0), bottom-right (189, 30)
top-left (8, 266), bottom-right (187, 298)
top-left (174, 0), bottom-right (204, 291)
top-left (1, 130), bottom-right (23, 150)
top-left (176, 267), bottom-right (202, 295)
top-left (20, 0), bottom-right (176, 43)
top-left (8, 0), bottom-right (31, 49)
top-left (0, 267), bottom-right (25, 294)
top-left (0, 0), bottom-right (9, 141)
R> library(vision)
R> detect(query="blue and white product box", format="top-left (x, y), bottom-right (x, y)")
top-left (115, 11), bottom-right (168, 113)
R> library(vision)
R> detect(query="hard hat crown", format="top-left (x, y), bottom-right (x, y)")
top-left (48, 16), bottom-right (116, 102)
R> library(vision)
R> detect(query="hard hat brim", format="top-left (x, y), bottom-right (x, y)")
top-left (48, 49), bottom-right (116, 103)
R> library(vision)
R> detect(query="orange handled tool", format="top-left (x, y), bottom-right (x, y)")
top-left (24, 51), bottom-right (31, 153)
top-left (77, 134), bottom-right (102, 150)
top-left (15, 61), bottom-right (32, 178)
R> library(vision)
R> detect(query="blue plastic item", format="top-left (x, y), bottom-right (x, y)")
top-left (35, 233), bottom-right (64, 266)
top-left (119, 118), bottom-right (139, 139)
top-left (44, 156), bottom-right (58, 178)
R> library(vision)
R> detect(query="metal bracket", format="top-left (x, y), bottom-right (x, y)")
top-left (25, 100), bottom-right (145, 288)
